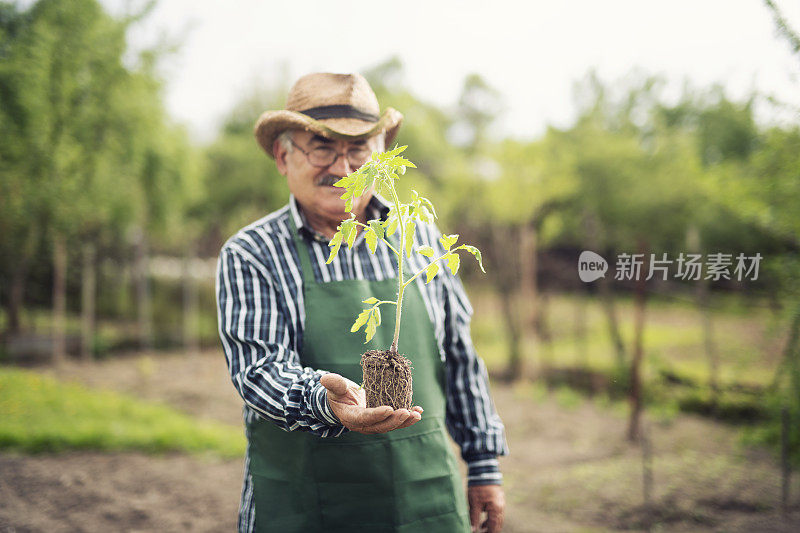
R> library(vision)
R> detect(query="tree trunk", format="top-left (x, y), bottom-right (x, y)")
top-left (52, 233), bottom-right (67, 364)
top-left (182, 243), bottom-right (200, 357)
top-left (520, 222), bottom-right (538, 333)
top-left (5, 224), bottom-right (40, 335)
top-left (698, 277), bottom-right (719, 400)
top-left (584, 210), bottom-right (625, 368)
top-left (6, 260), bottom-right (29, 335)
top-left (116, 261), bottom-right (131, 317)
top-left (489, 223), bottom-right (524, 380)
top-left (599, 276), bottom-right (626, 370)
top-left (574, 289), bottom-right (588, 364)
top-left (627, 241), bottom-right (649, 442)
top-left (499, 286), bottom-right (523, 380)
top-left (687, 225), bottom-right (719, 401)
top-left (538, 291), bottom-right (554, 363)
top-left (771, 302), bottom-right (800, 392)
top-left (133, 227), bottom-right (153, 351)
top-left (81, 242), bottom-right (96, 361)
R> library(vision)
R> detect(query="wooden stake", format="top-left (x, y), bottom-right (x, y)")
top-left (641, 422), bottom-right (653, 504)
top-left (782, 406), bottom-right (791, 516)
top-left (81, 242), bottom-right (96, 361)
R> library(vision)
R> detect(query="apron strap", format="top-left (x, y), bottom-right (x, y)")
top-left (287, 214), bottom-right (317, 289)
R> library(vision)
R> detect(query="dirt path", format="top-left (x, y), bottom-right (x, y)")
top-left (0, 452), bottom-right (240, 533)
top-left (2, 349), bottom-right (799, 532)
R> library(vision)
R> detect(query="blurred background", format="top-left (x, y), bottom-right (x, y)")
top-left (1, 0), bottom-right (800, 531)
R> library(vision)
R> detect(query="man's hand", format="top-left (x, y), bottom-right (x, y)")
top-left (320, 373), bottom-right (422, 434)
top-left (468, 484), bottom-right (505, 533)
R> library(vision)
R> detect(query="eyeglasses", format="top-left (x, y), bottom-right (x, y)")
top-left (289, 138), bottom-right (372, 168)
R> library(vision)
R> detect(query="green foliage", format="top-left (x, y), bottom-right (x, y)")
top-left (197, 79), bottom-right (291, 242)
top-left (0, 0), bottom-right (204, 331)
top-left (0, 367), bottom-right (245, 456)
top-left (326, 146), bottom-right (485, 347)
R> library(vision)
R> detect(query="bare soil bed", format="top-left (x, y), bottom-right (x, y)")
top-left (2, 349), bottom-right (799, 532)
top-left (0, 451), bottom-right (240, 533)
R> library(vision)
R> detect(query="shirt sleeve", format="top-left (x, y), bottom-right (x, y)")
top-left (440, 258), bottom-right (510, 486)
top-left (216, 243), bottom-right (347, 437)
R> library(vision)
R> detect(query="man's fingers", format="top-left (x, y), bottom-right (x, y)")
top-left (360, 408), bottom-right (413, 433)
top-left (468, 498), bottom-right (482, 532)
top-left (356, 405), bottom-right (394, 426)
top-left (486, 508), bottom-right (503, 533)
top-left (398, 410), bottom-right (421, 429)
top-left (340, 404), bottom-right (393, 428)
top-left (320, 373), bottom-right (348, 397)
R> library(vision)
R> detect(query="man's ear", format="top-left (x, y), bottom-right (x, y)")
top-left (273, 138), bottom-right (288, 176)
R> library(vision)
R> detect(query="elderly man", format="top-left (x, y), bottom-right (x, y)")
top-left (216, 72), bottom-right (508, 533)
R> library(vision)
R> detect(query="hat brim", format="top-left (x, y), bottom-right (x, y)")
top-left (254, 108), bottom-right (403, 158)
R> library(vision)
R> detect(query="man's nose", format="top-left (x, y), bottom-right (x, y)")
top-left (327, 151), bottom-right (353, 176)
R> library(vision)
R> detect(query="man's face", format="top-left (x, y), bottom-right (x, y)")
top-left (274, 130), bottom-right (382, 231)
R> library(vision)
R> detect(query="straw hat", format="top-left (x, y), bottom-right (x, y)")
top-left (254, 72), bottom-right (403, 158)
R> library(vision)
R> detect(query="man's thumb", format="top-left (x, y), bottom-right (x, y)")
top-left (320, 373), bottom-right (348, 397)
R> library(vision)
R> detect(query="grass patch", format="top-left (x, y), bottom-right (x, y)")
top-left (0, 366), bottom-right (246, 457)
top-left (554, 385), bottom-right (584, 410)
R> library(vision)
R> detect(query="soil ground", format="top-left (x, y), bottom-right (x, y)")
top-left (1, 349), bottom-right (799, 532)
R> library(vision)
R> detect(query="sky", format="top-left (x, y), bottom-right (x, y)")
top-left (105, 0), bottom-right (800, 144)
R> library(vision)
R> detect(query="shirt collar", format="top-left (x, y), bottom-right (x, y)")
top-left (290, 194), bottom-right (392, 243)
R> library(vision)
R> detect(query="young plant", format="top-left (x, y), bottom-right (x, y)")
top-left (326, 145), bottom-right (485, 408)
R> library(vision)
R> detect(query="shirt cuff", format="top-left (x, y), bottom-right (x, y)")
top-left (465, 453), bottom-right (502, 486)
top-left (310, 380), bottom-right (343, 427)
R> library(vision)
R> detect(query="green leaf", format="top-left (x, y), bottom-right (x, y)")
top-left (404, 220), bottom-right (416, 258)
top-left (439, 234), bottom-right (459, 251)
top-left (386, 216), bottom-right (399, 237)
top-left (461, 245), bottom-right (486, 273)
top-left (362, 297), bottom-right (379, 305)
top-left (346, 224), bottom-right (357, 249)
top-left (326, 232), bottom-right (343, 264)
top-left (369, 219), bottom-right (384, 240)
top-left (446, 253), bottom-right (460, 276)
top-left (417, 245), bottom-right (434, 258)
top-left (354, 174), bottom-right (366, 196)
top-left (419, 197), bottom-right (437, 219)
top-left (351, 309), bottom-right (370, 332)
top-left (417, 206), bottom-right (432, 224)
top-left (384, 145), bottom-right (407, 158)
top-left (373, 306), bottom-right (381, 326)
top-left (365, 317), bottom-right (377, 343)
top-left (333, 175), bottom-right (354, 188)
top-left (425, 263), bottom-right (439, 283)
top-left (338, 219), bottom-right (351, 239)
top-left (394, 156), bottom-right (416, 169)
top-left (365, 228), bottom-right (377, 254)
top-left (364, 176), bottom-right (376, 196)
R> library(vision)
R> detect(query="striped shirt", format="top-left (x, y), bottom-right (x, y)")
top-left (216, 194), bottom-right (509, 532)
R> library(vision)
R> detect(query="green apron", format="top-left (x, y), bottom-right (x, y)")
top-left (245, 218), bottom-right (471, 532)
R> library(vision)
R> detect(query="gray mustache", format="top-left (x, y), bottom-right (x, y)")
top-left (317, 175), bottom-right (342, 187)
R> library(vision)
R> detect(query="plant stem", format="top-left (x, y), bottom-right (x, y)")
top-left (387, 174), bottom-right (405, 354)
